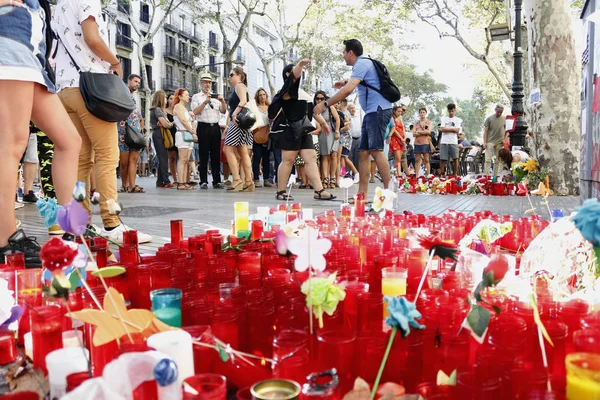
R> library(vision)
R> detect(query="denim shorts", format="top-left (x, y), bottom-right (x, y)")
top-left (0, 0), bottom-right (55, 93)
top-left (359, 107), bottom-right (393, 151)
top-left (414, 144), bottom-right (430, 154)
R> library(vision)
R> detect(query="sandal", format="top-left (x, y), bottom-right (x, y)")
top-left (129, 185), bottom-right (145, 193)
top-left (276, 190), bottom-right (293, 201)
top-left (329, 178), bottom-right (338, 189)
top-left (177, 184), bottom-right (194, 190)
top-left (322, 178), bottom-right (330, 189)
top-left (227, 180), bottom-right (243, 192)
top-left (119, 186), bottom-right (129, 193)
top-left (314, 189), bottom-right (336, 200)
top-left (242, 181), bottom-right (255, 192)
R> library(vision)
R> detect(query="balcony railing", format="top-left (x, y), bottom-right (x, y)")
top-left (179, 24), bottom-right (192, 39)
top-left (164, 46), bottom-right (178, 61)
top-left (164, 22), bottom-right (178, 33)
top-left (208, 38), bottom-right (218, 51)
top-left (140, 11), bottom-right (150, 23)
top-left (209, 64), bottom-right (218, 74)
top-left (190, 32), bottom-right (202, 43)
top-left (179, 51), bottom-right (193, 65)
top-left (116, 34), bottom-right (132, 50)
top-left (162, 78), bottom-right (181, 91)
top-left (142, 43), bottom-right (154, 57)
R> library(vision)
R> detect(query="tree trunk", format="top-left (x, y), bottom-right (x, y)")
top-left (138, 46), bottom-right (151, 127)
top-left (523, 0), bottom-right (580, 195)
top-left (262, 59), bottom-right (276, 96)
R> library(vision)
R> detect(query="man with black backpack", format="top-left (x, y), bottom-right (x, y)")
top-left (313, 39), bottom-right (400, 200)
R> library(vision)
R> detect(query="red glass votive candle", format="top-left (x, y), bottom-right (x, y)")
top-left (341, 282), bottom-right (369, 333)
top-left (354, 333), bottom-right (387, 385)
top-left (122, 229), bottom-right (138, 247)
top-left (0, 332), bottom-right (17, 364)
top-left (317, 331), bottom-right (356, 392)
top-left (573, 330), bottom-right (600, 354)
top-left (92, 241), bottom-right (108, 269)
top-left (236, 387), bottom-right (252, 400)
top-left (371, 255), bottom-right (398, 294)
top-left (16, 268), bottom-right (42, 345)
top-left (150, 262), bottom-right (171, 290)
top-left (6, 252), bottom-right (25, 269)
top-left (182, 374), bottom-right (226, 400)
top-left (245, 303), bottom-right (276, 357)
top-left (211, 305), bottom-right (240, 349)
top-left (183, 325), bottom-right (216, 374)
top-left (66, 371), bottom-right (91, 393)
top-left (30, 306), bottom-right (63, 373)
top-left (559, 299), bottom-right (589, 345)
top-left (171, 220), bottom-right (184, 247)
top-left (129, 264), bottom-right (151, 309)
top-left (273, 329), bottom-right (310, 383)
top-left (357, 293), bottom-right (384, 333)
top-left (251, 220), bottom-right (264, 242)
top-left (118, 333), bottom-right (159, 400)
top-left (537, 320), bottom-right (568, 377)
top-left (120, 244), bottom-right (139, 266)
top-left (183, 297), bottom-right (215, 326)
top-left (238, 251), bottom-right (262, 278)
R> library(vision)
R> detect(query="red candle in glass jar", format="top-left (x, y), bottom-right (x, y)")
top-left (6, 252), bottom-right (25, 269)
top-left (211, 305), bottom-right (240, 348)
top-left (273, 329), bottom-right (309, 383)
top-left (0, 332), bottom-right (17, 364)
top-left (238, 251), bottom-right (262, 280)
top-left (357, 293), bottom-right (384, 333)
top-left (171, 220), bottom-right (184, 247)
top-left (122, 230), bottom-right (138, 247)
top-left (30, 306), bottom-right (63, 374)
top-left (92, 238), bottom-right (108, 268)
top-left (246, 303), bottom-right (276, 358)
top-left (150, 262), bottom-right (171, 290)
top-left (354, 333), bottom-right (387, 385)
top-left (183, 325), bottom-right (217, 374)
top-left (371, 255), bottom-right (397, 294)
top-left (16, 268), bottom-right (42, 344)
top-left (317, 331), bottom-right (356, 393)
top-left (342, 282), bottom-right (369, 333)
top-left (251, 220), bottom-right (264, 242)
top-left (182, 374), bottom-right (227, 400)
top-left (130, 264), bottom-right (152, 309)
top-left (120, 244), bottom-right (139, 266)
top-left (118, 333), bottom-right (159, 400)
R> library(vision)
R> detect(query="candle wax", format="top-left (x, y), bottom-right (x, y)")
top-left (567, 375), bottom-right (600, 399)
top-left (153, 307), bottom-right (182, 327)
top-left (382, 277), bottom-right (406, 317)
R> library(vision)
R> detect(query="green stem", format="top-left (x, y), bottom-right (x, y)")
top-left (370, 326), bottom-right (397, 400)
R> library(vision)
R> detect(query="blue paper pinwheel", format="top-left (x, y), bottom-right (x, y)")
top-left (385, 295), bottom-right (426, 337)
top-left (36, 198), bottom-right (63, 228)
top-left (573, 198), bottom-right (600, 246)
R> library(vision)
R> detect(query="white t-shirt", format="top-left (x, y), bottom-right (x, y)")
top-left (52, 0), bottom-right (110, 92)
top-left (439, 116), bottom-right (462, 145)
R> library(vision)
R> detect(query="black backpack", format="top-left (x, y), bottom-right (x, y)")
top-left (360, 57), bottom-right (401, 103)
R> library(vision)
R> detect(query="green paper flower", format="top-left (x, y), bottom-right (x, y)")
top-left (301, 273), bottom-right (346, 328)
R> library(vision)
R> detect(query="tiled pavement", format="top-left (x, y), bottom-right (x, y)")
top-left (16, 176), bottom-right (580, 254)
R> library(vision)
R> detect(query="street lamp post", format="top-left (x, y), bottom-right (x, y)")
top-left (510, 0), bottom-right (528, 148)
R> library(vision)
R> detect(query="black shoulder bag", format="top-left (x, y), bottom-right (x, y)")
top-left (124, 124), bottom-right (147, 150)
top-left (55, 32), bottom-right (134, 122)
top-left (283, 103), bottom-right (313, 140)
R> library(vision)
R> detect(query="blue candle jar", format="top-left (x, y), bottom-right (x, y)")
top-left (150, 288), bottom-right (183, 327)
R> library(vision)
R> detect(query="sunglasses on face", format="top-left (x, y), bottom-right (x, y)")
top-left (315, 97), bottom-right (325, 101)
top-left (229, 73), bottom-right (236, 77)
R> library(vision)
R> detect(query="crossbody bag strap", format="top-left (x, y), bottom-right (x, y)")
top-left (54, 30), bottom-right (82, 73)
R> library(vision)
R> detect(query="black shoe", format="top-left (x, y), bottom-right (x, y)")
top-left (22, 191), bottom-right (38, 203)
top-left (213, 183), bottom-right (225, 189)
top-left (4, 230), bottom-right (41, 268)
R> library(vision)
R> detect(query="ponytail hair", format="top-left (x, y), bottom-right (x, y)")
top-left (232, 66), bottom-right (247, 86)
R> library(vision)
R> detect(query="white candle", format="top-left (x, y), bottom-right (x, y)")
top-left (46, 347), bottom-right (89, 399)
top-left (147, 330), bottom-right (194, 385)
top-left (24, 332), bottom-right (32, 359)
top-left (303, 208), bottom-right (314, 221)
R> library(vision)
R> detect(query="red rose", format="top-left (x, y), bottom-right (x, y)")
top-left (39, 237), bottom-right (79, 273)
top-left (483, 254), bottom-right (509, 285)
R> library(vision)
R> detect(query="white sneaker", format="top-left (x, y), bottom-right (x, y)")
top-left (353, 173), bottom-right (360, 184)
top-left (88, 223), bottom-right (102, 236)
top-left (101, 224), bottom-right (152, 244)
top-left (14, 202), bottom-right (24, 210)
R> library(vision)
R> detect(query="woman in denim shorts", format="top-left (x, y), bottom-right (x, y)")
top-left (0, 0), bottom-right (81, 266)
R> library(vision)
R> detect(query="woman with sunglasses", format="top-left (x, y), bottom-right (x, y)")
top-left (223, 67), bottom-right (254, 192)
top-left (269, 60), bottom-right (335, 201)
top-left (314, 91), bottom-right (341, 189)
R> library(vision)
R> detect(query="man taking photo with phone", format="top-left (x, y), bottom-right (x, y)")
top-left (191, 73), bottom-right (227, 189)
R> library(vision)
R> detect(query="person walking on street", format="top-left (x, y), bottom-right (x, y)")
top-left (191, 73), bottom-right (226, 189)
top-left (483, 104), bottom-right (506, 176)
top-left (118, 74), bottom-right (145, 193)
top-left (314, 39), bottom-right (393, 199)
top-left (150, 90), bottom-right (174, 188)
top-left (269, 61), bottom-right (335, 201)
top-left (53, 0), bottom-right (152, 244)
top-left (223, 66), bottom-right (254, 192)
top-left (390, 105), bottom-right (408, 177)
top-left (439, 103), bottom-right (462, 176)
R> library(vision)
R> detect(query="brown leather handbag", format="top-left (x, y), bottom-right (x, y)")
top-left (253, 125), bottom-right (270, 144)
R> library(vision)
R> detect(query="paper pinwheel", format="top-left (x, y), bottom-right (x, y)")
top-left (58, 200), bottom-right (89, 236)
top-left (72, 181), bottom-right (87, 202)
top-left (339, 177), bottom-right (354, 203)
top-left (573, 198), bottom-right (600, 246)
top-left (288, 227), bottom-right (331, 272)
top-left (36, 198), bottom-right (62, 228)
top-left (418, 235), bottom-right (458, 262)
top-left (372, 187), bottom-right (397, 213)
top-left (300, 273), bottom-right (346, 328)
top-left (287, 173), bottom-right (297, 188)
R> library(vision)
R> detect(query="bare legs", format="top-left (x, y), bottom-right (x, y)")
top-left (168, 150), bottom-right (177, 183)
top-left (320, 154), bottom-right (331, 184)
top-left (177, 148), bottom-right (191, 185)
top-left (224, 145), bottom-right (253, 187)
top-left (23, 162), bottom-right (36, 193)
top-left (127, 151), bottom-right (140, 190)
top-left (277, 150), bottom-right (296, 192)
top-left (119, 151), bottom-right (129, 190)
top-left (358, 149), bottom-right (390, 197)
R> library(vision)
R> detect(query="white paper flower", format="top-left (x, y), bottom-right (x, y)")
top-left (288, 227), bottom-right (332, 272)
top-left (339, 178), bottom-right (354, 189)
top-left (372, 187), bottom-right (397, 212)
top-left (287, 174), bottom-right (297, 188)
top-left (107, 199), bottom-right (121, 215)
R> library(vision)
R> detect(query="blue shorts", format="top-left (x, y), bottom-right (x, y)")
top-left (414, 144), bottom-right (430, 154)
top-left (359, 107), bottom-right (393, 152)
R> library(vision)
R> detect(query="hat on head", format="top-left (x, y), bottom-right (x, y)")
top-left (200, 73), bottom-right (213, 82)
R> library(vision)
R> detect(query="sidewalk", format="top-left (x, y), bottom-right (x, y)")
top-left (15, 176), bottom-right (580, 253)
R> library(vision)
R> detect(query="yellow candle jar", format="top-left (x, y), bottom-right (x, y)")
top-left (566, 353), bottom-right (600, 400)
top-left (234, 202), bottom-right (249, 236)
top-left (381, 267), bottom-right (407, 318)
